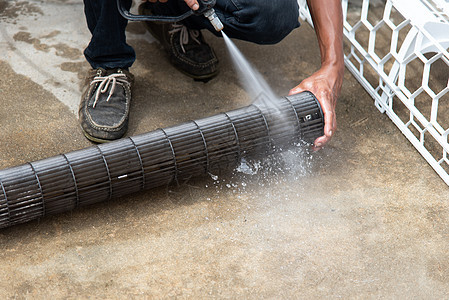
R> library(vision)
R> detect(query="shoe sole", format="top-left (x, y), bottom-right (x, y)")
top-left (179, 67), bottom-right (219, 82)
top-left (81, 129), bottom-right (124, 144)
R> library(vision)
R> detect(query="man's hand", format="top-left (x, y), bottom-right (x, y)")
top-left (289, 62), bottom-right (344, 151)
top-left (143, 0), bottom-right (199, 10)
top-left (290, 0), bottom-right (344, 150)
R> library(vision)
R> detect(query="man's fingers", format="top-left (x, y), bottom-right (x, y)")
top-left (309, 88), bottom-right (336, 148)
top-left (288, 86), bottom-right (304, 96)
top-left (184, 0), bottom-right (199, 10)
top-left (324, 108), bottom-right (335, 137)
top-left (314, 135), bottom-right (328, 148)
top-left (315, 108), bottom-right (334, 144)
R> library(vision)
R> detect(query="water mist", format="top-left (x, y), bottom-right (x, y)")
top-left (221, 32), bottom-right (283, 112)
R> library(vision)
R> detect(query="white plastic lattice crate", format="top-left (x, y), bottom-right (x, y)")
top-left (299, 0), bottom-right (449, 185)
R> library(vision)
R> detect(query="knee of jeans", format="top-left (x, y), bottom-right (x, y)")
top-left (235, 2), bottom-right (300, 44)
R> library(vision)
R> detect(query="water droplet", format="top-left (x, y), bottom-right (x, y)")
top-left (209, 173), bottom-right (218, 181)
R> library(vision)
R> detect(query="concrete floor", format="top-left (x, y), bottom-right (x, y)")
top-left (1, 0), bottom-right (449, 298)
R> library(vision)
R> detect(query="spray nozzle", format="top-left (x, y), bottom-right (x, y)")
top-left (203, 9), bottom-right (224, 32)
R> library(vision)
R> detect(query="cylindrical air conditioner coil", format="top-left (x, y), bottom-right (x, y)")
top-left (0, 92), bottom-right (324, 229)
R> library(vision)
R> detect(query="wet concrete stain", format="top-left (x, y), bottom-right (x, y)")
top-left (59, 61), bottom-right (88, 79)
top-left (13, 30), bottom-right (82, 59)
top-left (40, 29), bottom-right (60, 39)
top-left (0, 0), bottom-right (43, 22)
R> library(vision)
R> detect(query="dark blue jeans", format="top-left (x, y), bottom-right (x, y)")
top-left (83, 0), bottom-right (300, 69)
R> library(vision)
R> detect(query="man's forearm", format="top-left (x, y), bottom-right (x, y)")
top-left (306, 0), bottom-right (344, 69)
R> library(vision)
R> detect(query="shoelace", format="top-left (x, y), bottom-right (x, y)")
top-left (169, 24), bottom-right (201, 53)
top-left (91, 70), bottom-right (128, 108)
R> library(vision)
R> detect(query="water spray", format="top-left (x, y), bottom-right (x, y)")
top-left (0, 92), bottom-right (323, 229)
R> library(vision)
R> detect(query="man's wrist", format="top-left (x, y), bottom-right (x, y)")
top-left (321, 59), bottom-right (345, 76)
